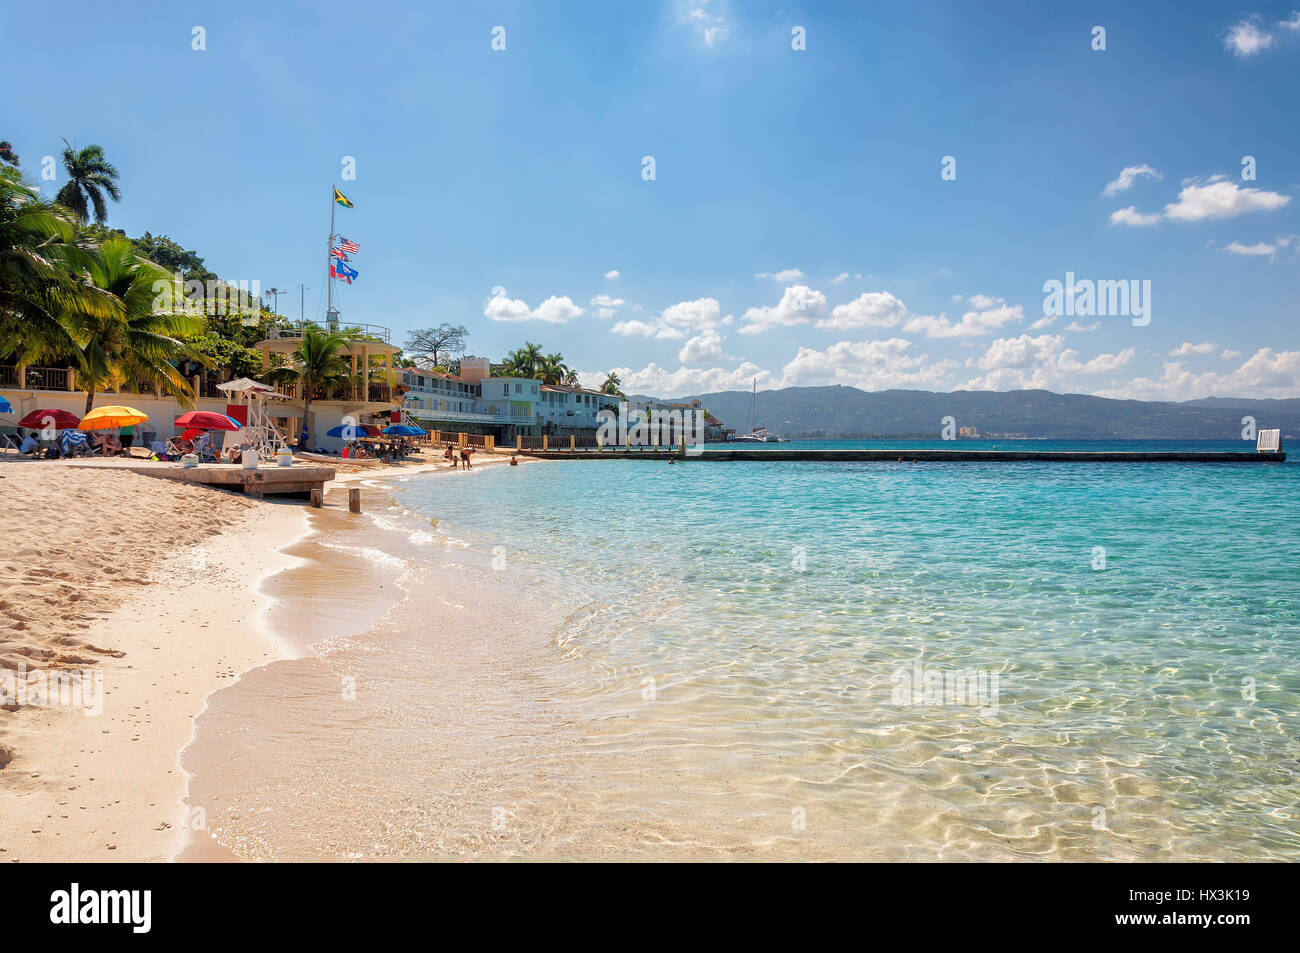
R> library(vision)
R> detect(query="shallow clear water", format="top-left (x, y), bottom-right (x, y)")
top-left (187, 449), bottom-right (1300, 860)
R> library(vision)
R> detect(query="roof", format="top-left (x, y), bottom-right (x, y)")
top-left (540, 384), bottom-right (610, 397)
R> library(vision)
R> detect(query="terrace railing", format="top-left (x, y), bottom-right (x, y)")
top-left (265, 320), bottom-right (391, 344)
top-left (0, 365), bottom-right (71, 391)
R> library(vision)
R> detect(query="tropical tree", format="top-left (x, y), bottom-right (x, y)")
top-left (536, 351), bottom-right (569, 385)
top-left (563, 369), bottom-right (579, 386)
top-left (601, 372), bottom-right (623, 396)
top-left (264, 328), bottom-right (351, 447)
top-left (504, 341), bottom-right (543, 378)
top-left (55, 140), bottom-right (121, 225)
top-left (405, 322), bottom-right (467, 368)
top-left (0, 169), bottom-right (115, 360)
top-left (66, 237), bottom-right (204, 413)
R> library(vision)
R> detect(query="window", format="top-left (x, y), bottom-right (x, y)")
top-left (514, 382), bottom-right (521, 393)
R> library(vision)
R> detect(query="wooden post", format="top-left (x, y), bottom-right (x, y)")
top-left (570, 434), bottom-right (575, 451)
top-left (486, 435), bottom-right (494, 452)
top-left (542, 434), bottom-right (549, 450)
top-left (458, 432), bottom-right (467, 448)
top-left (516, 434), bottom-right (522, 451)
top-left (310, 488), bottom-right (323, 508)
top-left (348, 488), bottom-right (361, 513)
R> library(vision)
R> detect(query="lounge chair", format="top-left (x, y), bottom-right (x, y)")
top-left (0, 429), bottom-right (19, 456)
top-left (61, 430), bottom-right (93, 457)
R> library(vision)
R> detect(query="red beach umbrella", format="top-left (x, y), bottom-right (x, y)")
top-left (16, 408), bottom-right (80, 430)
top-left (175, 410), bottom-right (241, 431)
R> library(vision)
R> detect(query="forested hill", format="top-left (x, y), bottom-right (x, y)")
top-left (632, 386), bottom-right (1300, 439)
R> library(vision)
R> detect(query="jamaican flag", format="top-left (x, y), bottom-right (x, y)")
top-left (333, 188), bottom-right (354, 208)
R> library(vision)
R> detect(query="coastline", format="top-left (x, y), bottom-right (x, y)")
top-left (0, 451), bottom-right (524, 862)
top-left (0, 483), bottom-right (307, 862)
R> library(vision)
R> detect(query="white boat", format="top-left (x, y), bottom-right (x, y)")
top-left (727, 381), bottom-right (789, 442)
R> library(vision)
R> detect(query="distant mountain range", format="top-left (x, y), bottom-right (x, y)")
top-left (629, 386), bottom-right (1300, 440)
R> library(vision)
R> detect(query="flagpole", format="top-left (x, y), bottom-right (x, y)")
top-left (326, 185), bottom-right (336, 316)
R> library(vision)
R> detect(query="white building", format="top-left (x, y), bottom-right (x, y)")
top-left (537, 384), bottom-right (618, 431)
top-left (399, 356), bottom-right (541, 439)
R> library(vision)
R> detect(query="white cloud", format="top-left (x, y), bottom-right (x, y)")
top-left (680, 1), bottom-right (729, 46)
top-left (1170, 341), bottom-right (1217, 357)
top-left (1103, 164), bottom-right (1162, 196)
top-left (603, 361), bottom-right (770, 399)
top-left (1164, 179), bottom-right (1290, 221)
top-left (1097, 348), bottom-right (1300, 400)
top-left (1028, 316), bottom-right (1055, 331)
top-left (590, 293), bottom-right (626, 318)
top-left (830, 272), bottom-right (849, 284)
top-left (755, 267), bottom-right (806, 282)
top-left (1223, 235), bottom-right (1294, 258)
top-left (1063, 321), bottom-right (1100, 333)
top-left (678, 329), bottom-right (726, 364)
top-left (483, 287), bottom-right (585, 324)
top-left (903, 298), bottom-right (1024, 338)
top-left (612, 297), bottom-right (722, 339)
top-left (611, 319), bottom-right (683, 340)
top-left (533, 295), bottom-right (586, 323)
top-left (604, 269), bottom-right (620, 280)
top-left (482, 286), bottom-right (532, 322)
top-left (1110, 179), bottom-right (1290, 226)
top-left (815, 291), bottom-right (908, 331)
top-left (781, 338), bottom-right (959, 391)
top-left (1221, 349), bottom-right (1243, 360)
top-left (738, 285), bottom-right (826, 335)
top-left (1225, 18), bottom-right (1275, 56)
top-left (1282, 12), bottom-right (1300, 31)
top-left (1110, 206), bottom-right (1163, 227)
top-left (964, 334), bottom-right (1134, 390)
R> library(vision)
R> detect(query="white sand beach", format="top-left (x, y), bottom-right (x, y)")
top-left (0, 450), bottom-right (523, 862)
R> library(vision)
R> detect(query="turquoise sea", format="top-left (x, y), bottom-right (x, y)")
top-left (187, 441), bottom-right (1300, 860)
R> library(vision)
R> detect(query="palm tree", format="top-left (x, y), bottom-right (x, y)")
top-left (504, 341), bottom-right (544, 378)
top-left (601, 372), bottom-right (623, 396)
top-left (563, 369), bottom-right (579, 387)
top-left (67, 237), bottom-right (205, 413)
top-left (55, 140), bottom-right (121, 225)
top-left (0, 170), bottom-right (115, 361)
top-left (537, 351), bottom-right (569, 385)
top-left (265, 328), bottom-right (351, 447)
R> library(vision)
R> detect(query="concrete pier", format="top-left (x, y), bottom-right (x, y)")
top-left (114, 462), bottom-right (336, 497)
top-left (516, 448), bottom-right (1286, 463)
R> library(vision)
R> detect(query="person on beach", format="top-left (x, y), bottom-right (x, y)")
top-left (19, 432), bottom-right (40, 456)
top-left (444, 443), bottom-right (457, 468)
top-left (509, 455), bottom-right (518, 466)
top-left (119, 424), bottom-right (134, 450)
top-left (460, 446), bottom-right (473, 469)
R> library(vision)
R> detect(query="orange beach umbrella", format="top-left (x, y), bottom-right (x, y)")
top-left (78, 405), bottom-right (149, 431)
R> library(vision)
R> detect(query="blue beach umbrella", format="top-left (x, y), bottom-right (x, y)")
top-left (327, 423), bottom-right (378, 438)
top-left (382, 424), bottom-right (426, 437)
top-left (0, 395), bottom-right (11, 413)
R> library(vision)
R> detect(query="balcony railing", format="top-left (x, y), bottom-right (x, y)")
top-left (0, 365), bottom-right (70, 391)
top-left (272, 380), bottom-right (397, 404)
top-left (265, 320), bottom-right (391, 344)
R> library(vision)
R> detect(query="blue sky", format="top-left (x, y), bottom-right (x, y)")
top-left (6, 0), bottom-right (1299, 399)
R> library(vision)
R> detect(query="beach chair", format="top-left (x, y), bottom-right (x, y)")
top-left (60, 430), bottom-right (92, 457)
top-left (0, 429), bottom-right (19, 455)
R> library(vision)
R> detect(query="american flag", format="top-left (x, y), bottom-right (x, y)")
top-left (338, 237), bottom-right (360, 253)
